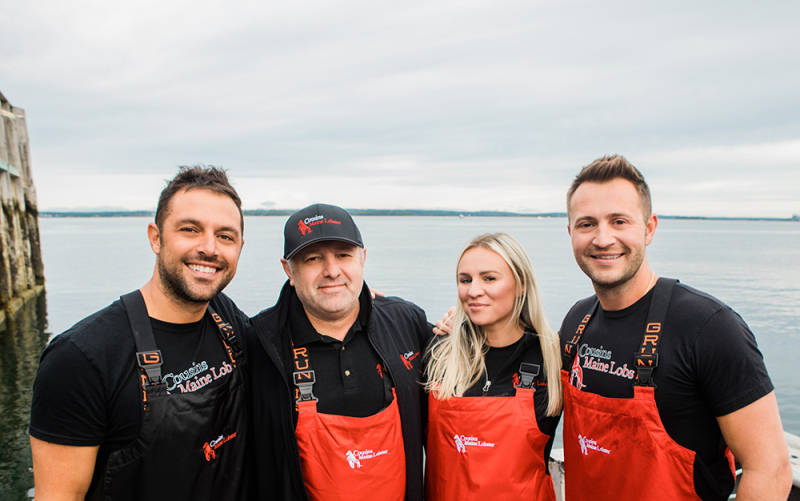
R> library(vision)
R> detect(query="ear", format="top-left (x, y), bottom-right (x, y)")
top-left (567, 223), bottom-right (572, 236)
top-left (645, 214), bottom-right (658, 246)
top-left (147, 223), bottom-right (161, 255)
top-left (361, 247), bottom-right (367, 265)
top-left (281, 258), bottom-right (294, 286)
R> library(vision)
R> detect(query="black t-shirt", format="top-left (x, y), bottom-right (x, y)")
top-left (459, 332), bottom-right (561, 468)
top-left (29, 293), bottom-right (249, 493)
top-left (559, 281), bottom-right (773, 500)
top-left (287, 290), bottom-right (388, 418)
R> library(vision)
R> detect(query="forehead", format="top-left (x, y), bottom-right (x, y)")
top-left (458, 247), bottom-right (509, 272)
top-left (164, 188), bottom-right (242, 231)
top-left (569, 179), bottom-right (645, 220)
top-left (294, 240), bottom-right (362, 258)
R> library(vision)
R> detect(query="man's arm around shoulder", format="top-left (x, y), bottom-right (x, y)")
top-left (30, 437), bottom-right (99, 501)
top-left (717, 391), bottom-right (792, 500)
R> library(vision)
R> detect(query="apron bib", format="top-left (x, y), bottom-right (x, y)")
top-left (91, 291), bottom-right (248, 501)
top-left (292, 341), bottom-right (406, 501)
top-left (425, 365), bottom-right (556, 501)
top-left (561, 279), bottom-right (734, 500)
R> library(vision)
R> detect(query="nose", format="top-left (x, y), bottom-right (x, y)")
top-left (322, 254), bottom-right (341, 278)
top-left (592, 222), bottom-right (615, 249)
top-left (468, 281), bottom-right (484, 298)
top-left (196, 230), bottom-right (218, 257)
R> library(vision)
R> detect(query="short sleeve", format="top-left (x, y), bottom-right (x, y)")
top-left (30, 335), bottom-right (108, 446)
top-left (693, 308), bottom-right (773, 417)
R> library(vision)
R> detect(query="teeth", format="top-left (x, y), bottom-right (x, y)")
top-left (596, 255), bottom-right (621, 260)
top-left (188, 264), bottom-right (217, 274)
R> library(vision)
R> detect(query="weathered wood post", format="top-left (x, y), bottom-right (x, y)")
top-left (0, 90), bottom-right (44, 328)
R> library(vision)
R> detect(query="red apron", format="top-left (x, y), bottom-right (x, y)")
top-left (561, 279), bottom-right (735, 500)
top-left (292, 346), bottom-right (406, 501)
top-left (425, 373), bottom-right (556, 501)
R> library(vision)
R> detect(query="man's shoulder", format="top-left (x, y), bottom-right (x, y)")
top-left (559, 295), bottom-right (598, 337)
top-left (566, 295), bottom-right (597, 314)
top-left (249, 281), bottom-right (293, 327)
top-left (56, 300), bottom-right (131, 346)
top-left (371, 295), bottom-right (426, 320)
top-left (41, 299), bottom-right (135, 382)
top-left (370, 296), bottom-right (432, 348)
top-left (668, 281), bottom-right (732, 323)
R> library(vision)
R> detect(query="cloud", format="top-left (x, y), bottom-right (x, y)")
top-left (1, 0), bottom-right (799, 217)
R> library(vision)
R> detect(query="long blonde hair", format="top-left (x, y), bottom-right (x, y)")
top-left (424, 233), bottom-right (562, 416)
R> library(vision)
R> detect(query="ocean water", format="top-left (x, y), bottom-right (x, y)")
top-left (2, 215), bottom-right (798, 498)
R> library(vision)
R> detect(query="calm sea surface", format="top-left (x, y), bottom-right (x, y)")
top-left (2, 216), bottom-right (798, 499)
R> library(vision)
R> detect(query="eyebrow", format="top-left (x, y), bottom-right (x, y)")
top-left (176, 218), bottom-right (241, 237)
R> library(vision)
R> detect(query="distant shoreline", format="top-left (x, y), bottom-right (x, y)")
top-left (39, 209), bottom-right (800, 222)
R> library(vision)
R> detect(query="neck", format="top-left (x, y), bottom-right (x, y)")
top-left (305, 303), bottom-right (361, 342)
top-left (484, 323), bottom-right (524, 348)
top-left (595, 266), bottom-right (657, 312)
top-left (139, 278), bottom-right (208, 324)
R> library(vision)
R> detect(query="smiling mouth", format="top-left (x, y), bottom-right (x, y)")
top-left (187, 264), bottom-right (219, 275)
top-left (593, 254), bottom-right (623, 260)
top-left (318, 283), bottom-right (347, 290)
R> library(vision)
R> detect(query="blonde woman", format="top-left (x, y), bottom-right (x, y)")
top-left (424, 233), bottom-right (562, 501)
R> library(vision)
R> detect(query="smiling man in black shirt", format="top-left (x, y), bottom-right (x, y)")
top-left (30, 166), bottom-right (250, 500)
top-left (559, 155), bottom-right (791, 500)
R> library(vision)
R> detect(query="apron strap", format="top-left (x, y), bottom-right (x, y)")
top-left (121, 292), bottom-right (240, 385)
top-left (292, 343), bottom-right (318, 402)
top-left (633, 278), bottom-right (678, 387)
top-left (121, 291), bottom-right (163, 387)
top-left (290, 338), bottom-right (395, 405)
top-left (562, 298), bottom-right (599, 369)
top-left (207, 304), bottom-right (242, 366)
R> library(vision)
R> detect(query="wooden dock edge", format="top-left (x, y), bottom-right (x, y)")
top-left (0, 285), bottom-right (44, 332)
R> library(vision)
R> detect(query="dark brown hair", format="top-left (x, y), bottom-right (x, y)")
top-left (566, 155), bottom-right (651, 219)
top-left (155, 165), bottom-right (243, 233)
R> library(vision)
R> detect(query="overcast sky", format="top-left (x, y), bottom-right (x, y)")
top-left (2, 0), bottom-right (799, 217)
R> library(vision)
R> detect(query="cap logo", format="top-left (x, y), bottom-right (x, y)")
top-left (300, 214), bottom-right (343, 232)
top-left (298, 219), bottom-right (313, 236)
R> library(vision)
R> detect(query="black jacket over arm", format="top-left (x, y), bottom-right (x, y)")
top-left (245, 281), bottom-right (433, 501)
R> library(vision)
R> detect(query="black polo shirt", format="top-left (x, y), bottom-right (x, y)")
top-left (288, 290), bottom-right (391, 418)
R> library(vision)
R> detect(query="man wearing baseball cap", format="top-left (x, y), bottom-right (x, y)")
top-left (245, 203), bottom-right (433, 501)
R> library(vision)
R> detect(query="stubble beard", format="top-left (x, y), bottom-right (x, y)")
top-left (157, 254), bottom-right (232, 306)
top-left (299, 281), bottom-right (361, 322)
top-left (576, 246), bottom-right (644, 295)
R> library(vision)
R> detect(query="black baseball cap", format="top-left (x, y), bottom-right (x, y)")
top-left (283, 203), bottom-right (364, 259)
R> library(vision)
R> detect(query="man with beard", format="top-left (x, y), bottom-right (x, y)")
top-left (559, 155), bottom-right (791, 500)
top-left (29, 166), bottom-right (250, 500)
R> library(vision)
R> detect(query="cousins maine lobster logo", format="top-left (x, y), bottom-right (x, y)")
top-left (401, 351), bottom-right (419, 370)
top-left (202, 432), bottom-right (238, 461)
top-left (298, 214), bottom-right (342, 236)
top-left (298, 220), bottom-right (313, 236)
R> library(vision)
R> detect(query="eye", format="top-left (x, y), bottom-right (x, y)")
top-left (484, 276), bottom-right (496, 282)
top-left (218, 233), bottom-right (235, 242)
top-left (458, 277), bottom-right (472, 284)
top-left (180, 226), bottom-right (199, 233)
